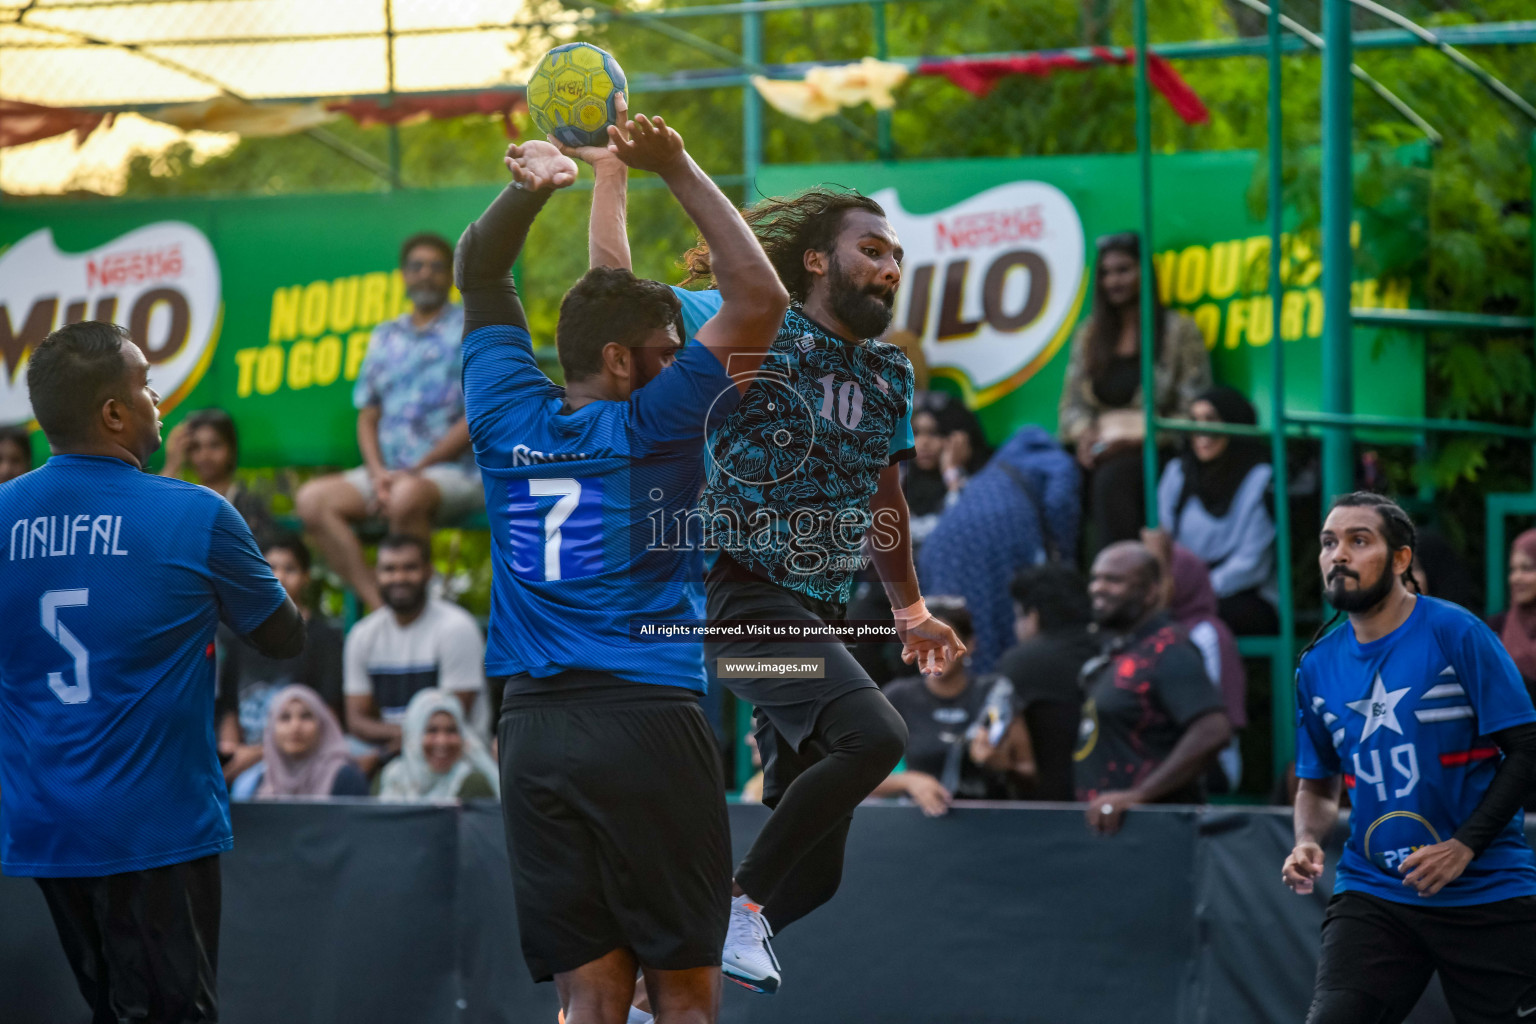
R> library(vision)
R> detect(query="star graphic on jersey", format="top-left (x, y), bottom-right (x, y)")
top-left (1345, 673), bottom-right (1411, 742)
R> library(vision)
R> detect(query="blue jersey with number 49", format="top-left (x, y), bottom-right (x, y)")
top-left (1296, 595), bottom-right (1536, 906)
top-left (0, 455), bottom-right (286, 877)
top-left (463, 324), bottom-right (740, 691)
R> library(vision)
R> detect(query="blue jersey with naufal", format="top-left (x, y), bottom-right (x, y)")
top-left (0, 456), bottom-right (286, 877)
top-left (1295, 595), bottom-right (1536, 906)
top-left (674, 287), bottom-right (916, 605)
top-left (463, 323), bottom-right (740, 691)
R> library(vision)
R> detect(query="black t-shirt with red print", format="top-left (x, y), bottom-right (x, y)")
top-left (1073, 614), bottom-right (1223, 803)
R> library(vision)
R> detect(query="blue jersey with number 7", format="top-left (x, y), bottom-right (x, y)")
top-left (463, 323), bottom-right (741, 690)
top-left (0, 455), bottom-right (286, 877)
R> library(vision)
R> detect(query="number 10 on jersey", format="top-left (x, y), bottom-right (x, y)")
top-left (507, 476), bottom-right (605, 582)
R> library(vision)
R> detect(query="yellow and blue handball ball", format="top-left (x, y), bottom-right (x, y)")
top-left (526, 42), bottom-right (628, 148)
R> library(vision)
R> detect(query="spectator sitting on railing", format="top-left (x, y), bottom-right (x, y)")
top-left (1057, 231), bottom-right (1210, 553)
top-left (217, 534), bottom-right (347, 785)
top-left (343, 534), bottom-right (487, 758)
top-left (378, 688), bottom-right (498, 801)
top-left (980, 564), bottom-right (1100, 802)
top-left (1491, 528), bottom-right (1536, 702)
top-left (0, 425), bottom-right (32, 484)
top-left (871, 599), bottom-right (1012, 816)
top-left (232, 686), bottom-right (369, 800)
top-left (295, 232), bottom-right (481, 611)
top-left (159, 407), bottom-right (275, 546)
top-left (1155, 386), bottom-right (1277, 635)
top-left (1077, 541), bottom-right (1233, 836)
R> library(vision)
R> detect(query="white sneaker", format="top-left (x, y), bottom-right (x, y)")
top-left (721, 894), bottom-right (781, 994)
top-left (627, 1008), bottom-right (654, 1024)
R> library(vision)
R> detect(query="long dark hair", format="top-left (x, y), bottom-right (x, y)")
top-left (1084, 232), bottom-right (1167, 381)
top-left (682, 187), bottom-right (886, 302)
top-left (1299, 491), bottom-right (1420, 662)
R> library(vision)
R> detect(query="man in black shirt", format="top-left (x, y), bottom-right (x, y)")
top-left (217, 534), bottom-right (345, 784)
top-left (1074, 541), bottom-right (1232, 835)
top-left (982, 564), bottom-right (1101, 801)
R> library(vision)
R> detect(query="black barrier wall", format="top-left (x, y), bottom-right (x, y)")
top-left (2, 803), bottom-right (1497, 1023)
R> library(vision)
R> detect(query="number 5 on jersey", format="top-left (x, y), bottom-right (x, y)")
top-left (41, 589), bottom-right (91, 705)
top-left (508, 477), bottom-right (604, 582)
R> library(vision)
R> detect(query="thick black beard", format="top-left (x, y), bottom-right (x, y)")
top-left (1325, 566), bottom-right (1396, 613)
top-left (384, 586), bottom-right (428, 617)
top-left (1093, 599), bottom-right (1147, 632)
top-left (827, 257), bottom-right (894, 340)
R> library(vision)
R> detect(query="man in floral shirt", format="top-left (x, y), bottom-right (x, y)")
top-left (297, 232), bottom-right (482, 609)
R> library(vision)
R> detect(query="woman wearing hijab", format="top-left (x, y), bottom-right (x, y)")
top-left (1156, 385), bottom-right (1278, 635)
top-left (1058, 232), bottom-right (1211, 552)
top-left (1166, 544), bottom-right (1247, 793)
top-left (378, 689), bottom-right (499, 802)
top-left (240, 685), bottom-right (368, 800)
top-left (1491, 529), bottom-right (1536, 697)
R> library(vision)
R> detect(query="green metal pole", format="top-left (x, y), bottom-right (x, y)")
top-left (1268, 0), bottom-right (1296, 781)
top-left (742, 10), bottom-right (764, 191)
top-left (385, 0), bottom-right (401, 189)
top-left (873, 2), bottom-right (894, 160)
top-left (1321, 0), bottom-right (1353, 502)
top-left (1134, 0), bottom-right (1158, 528)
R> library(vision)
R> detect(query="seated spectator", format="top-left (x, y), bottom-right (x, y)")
top-left (983, 564), bottom-right (1100, 802)
top-left (0, 425), bottom-right (32, 484)
top-left (343, 534), bottom-right (487, 754)
top-left (904, 402), bottom-right (970, 550)
top-left (1491, 528), bottom-right (1536, 700)
top-left (917, 424), bottom-right (1079, 672)
top-left (160, 407), bottom-right (275, 545)
top-left (1058, 232), bottom-right (1210, 553)
top-left (872, 599), bottom-right (1011, 816)
top-left (1165, 542), bottom-right (1247, 794)
top-left (233, 686), bottom-right (369, 800)
top-left (295, 232), bottom-right (480, 611)
top-left (1077, 541), bottom-right (1233, 836)
top-left (217, 534), bottom-right (346, 784)
top-left (378, 689), bottom-right (499, 801)
top-left (1156, 386), bottom-right (1277, 635)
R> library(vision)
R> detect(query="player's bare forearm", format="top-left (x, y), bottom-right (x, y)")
top-left (871, 465), bottom-right (921, 609)
top-left (357, 406), bottom-right (386, 476)
top-left (412, 417), bottom-right (471, 471)
top-left (345, 695), bottom-right (402, 745)
top-left (1294, 776), bottom-right (1343, 845)
top-left (587, 160), bottom-right (632, 270)
top-left (1127, 710), bottom-right (1233, 803)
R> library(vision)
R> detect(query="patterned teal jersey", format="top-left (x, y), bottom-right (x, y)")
top-left (674, 289), bottom-right (915, 604)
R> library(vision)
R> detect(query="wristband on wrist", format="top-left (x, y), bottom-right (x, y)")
top-left (892, 597), bottom-right (931, 629)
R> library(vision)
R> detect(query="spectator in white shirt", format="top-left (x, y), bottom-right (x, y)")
top-left (343, 534), bottom-right (486, 755)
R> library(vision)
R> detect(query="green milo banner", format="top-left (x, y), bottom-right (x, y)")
top-left (0, 151), bottom-right (1421, 467)
top-left (762, 150), bottom-right (1424, 443)
top-left (0, 186), bottom-right (497, 467)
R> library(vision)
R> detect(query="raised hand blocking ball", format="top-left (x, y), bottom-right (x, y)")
top-left (526, 42), bottom-right (629, 148)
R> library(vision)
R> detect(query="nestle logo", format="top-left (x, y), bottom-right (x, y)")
top-left (934, 206), bottom-right (1045, 253)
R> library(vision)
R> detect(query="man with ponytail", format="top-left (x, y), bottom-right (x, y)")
top-left (1285, 492), bottom-right (1536, 1024)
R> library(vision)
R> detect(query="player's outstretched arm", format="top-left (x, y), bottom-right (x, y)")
top-left (608, 113), bottom-right (788, 385)
top-left (1283, 776), bottom-right (1342, 894)
top-left (454, 141), bottom-right (577, 338)
top-left (554, 94), bottom-right (632, 271)
top-left (868, 464), bottom-right (965, 676)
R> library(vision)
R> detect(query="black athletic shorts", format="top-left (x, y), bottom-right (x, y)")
top-left (1311, 890), bottom-right (1536, 1024)
top-left (704, 553), bottom-right (876, 753)
top-left (35, 854), bottom-right (221, 1024)
top-left (498, 677), bottom-right (732, 983)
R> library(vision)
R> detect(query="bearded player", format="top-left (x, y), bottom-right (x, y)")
top-left (458, 113), bottom-right (787, 1024)
top-left (573, 152), bottom-right (964, 995)
top-left (1285, 491), bottom-right (1536, 1023)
